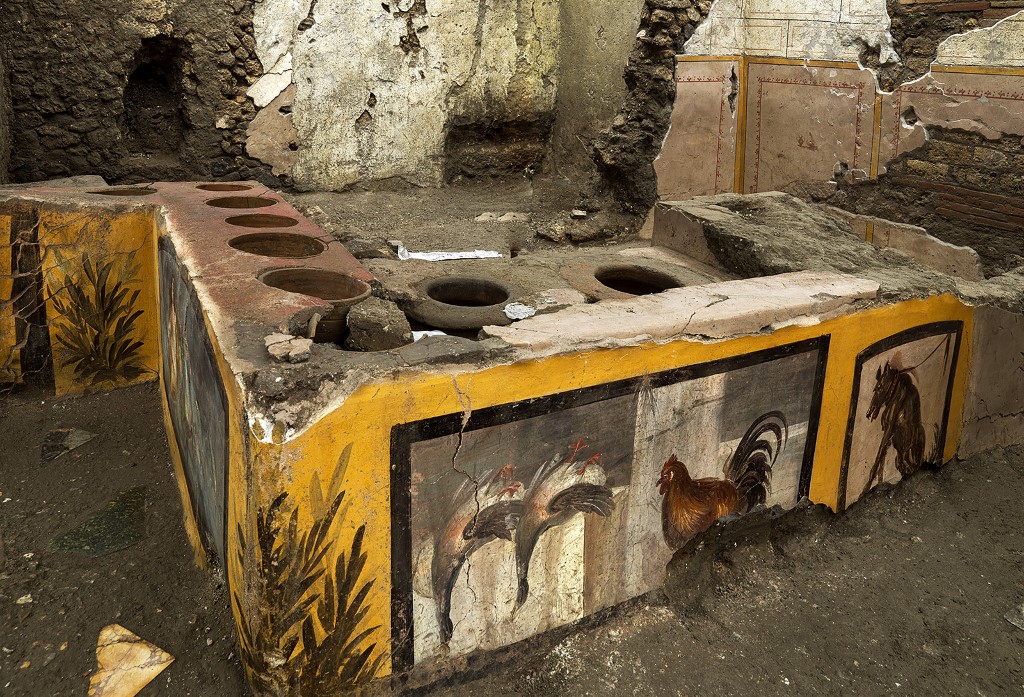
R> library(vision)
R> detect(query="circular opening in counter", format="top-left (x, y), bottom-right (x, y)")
top-left (424, 277), bottom-right (509, 307)
top-left (206, 196), bottom-right (277, 209)
top-left (229, 233), bottom-right (326, 259)
top-left (89, 187), bottom-right (158, 196)
top-left (259, 268), bottom-right (370, 303)
top-left (225, 213), bottom-right (300, 228)
top-left (196, 183), bottom-right (253, 192)
top-left (594, 265), bottom-right (681, 296)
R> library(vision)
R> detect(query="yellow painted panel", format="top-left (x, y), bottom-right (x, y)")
top-left (0, 214), bottom-right (19, 383)
top-left (807, 295), bottom-right (973, 509)
top-left (38, 209), bottom-right (160, 396)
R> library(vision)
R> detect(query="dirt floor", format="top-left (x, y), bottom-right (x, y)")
top-left (1, 382), bottom-right (1022, 696)
top-left (285, 176), bottom-right (641, 258)
top-left (0, 382), bottom-right (245, 696)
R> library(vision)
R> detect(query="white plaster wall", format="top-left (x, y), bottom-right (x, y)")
top-left (935, 10), bottom-right (1024, 67)
top-left (550, 0), bottom-right (647, 172)
top-left (251, 0), bottom-right (560, 190)
top-left (684, 0), bottom-right (896, 63)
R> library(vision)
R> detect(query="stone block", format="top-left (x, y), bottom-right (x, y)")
top-left (344, 296), bottom-right (413, 352)
top-left (973, 147), bottom-right (1009, 168)
top-left (907, 160), bottom-right (950, 179)
top-left (929, 140), bottom-right (974, 164)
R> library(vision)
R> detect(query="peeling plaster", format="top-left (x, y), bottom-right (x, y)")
top-left (246, 52), bottom-right (293, 109)
top-left (684, 0), bottom-right (896, 64)
top-left (250, 0), bottom-right (561, 189)
top-left (935, 10), bottom-right (1024, 68)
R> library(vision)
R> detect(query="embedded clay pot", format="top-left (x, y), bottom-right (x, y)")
top-left (229, 233), bottom-right (326, 259)
top-left (225, 214), bottom-right (300, 229)
top-left (259, 268), bottom-right (371, 343)
top-left (593, 265), bottom-right (681, 296)
top-left (206, 196), bottom-right (277, 209)
top-left (560, 257), bottom-right (711, 301)
top-left (406, 276), bottom-right (521, 331)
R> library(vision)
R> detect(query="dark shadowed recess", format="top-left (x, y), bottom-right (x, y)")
top-left (122, 35), bottom-right (189, 161)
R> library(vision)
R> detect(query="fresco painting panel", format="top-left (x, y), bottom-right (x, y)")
top-left (39, 211), bottom-right (159, 396)
top-left (841, 322), bottom-right (962, 509)
top-left (159, 237), bottom-right (230, 564)
top-left (394, 339), bottom-right (828, 671)
top-left (0, 214), bottom-right (18, 383)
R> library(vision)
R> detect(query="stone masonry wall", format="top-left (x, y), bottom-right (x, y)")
top-left (875, 0), bottom-right (1011, 90)
top-left (0, 0), bottom-right (273, 185)
top-left (0, 50), bottom-right (10, 184)
top-left (831, 127), bottom-right (1024, 276)
top-left (592, 0), bottom-right (714, 213)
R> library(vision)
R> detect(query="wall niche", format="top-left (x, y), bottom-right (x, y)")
top-left (122, 36), bottom-right (189, 161)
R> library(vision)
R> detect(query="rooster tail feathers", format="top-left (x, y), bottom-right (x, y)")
top-left (725, 411), bottom-right (788, 512)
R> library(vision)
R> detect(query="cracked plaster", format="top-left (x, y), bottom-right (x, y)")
top-left (935, 10), bottom-right (1024, 68)
top-left (483, 271), bottom-right (880, 353)
top-left (684, 0), bottom-right (896, 63)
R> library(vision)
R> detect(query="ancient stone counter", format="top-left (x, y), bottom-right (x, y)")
top-left (4, 185), bottom-right (1020, 693)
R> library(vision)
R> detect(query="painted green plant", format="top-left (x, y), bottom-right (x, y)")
top-left (234, 444), bottom-right (384, 694)
top-left (49, 250), bottom-right (145, 385)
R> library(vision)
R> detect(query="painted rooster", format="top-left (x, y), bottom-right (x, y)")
top-left (432, 465), bottom-right (523, 644)
top-left (514, 439), bottom-right (615, 608)
top-left (658, 411), bottom-right (788, 550)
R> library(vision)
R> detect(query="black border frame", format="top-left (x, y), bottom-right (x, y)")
top-left (389, 335), bottom-right (831, 671)
top-left (836, 320), bottom-right (964, 511)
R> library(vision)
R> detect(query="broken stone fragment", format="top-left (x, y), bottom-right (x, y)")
top-left (538, 223), bottom-right (567, 243)
top-left (264, 334), bottom-right (313, 363)
top-left (88, 624), bottom-right (174, 697)
top-left (474, 212), bottom-right (530, 223)
top-left (345, 297), bottom-right (413, 351)
top-left (50, 488), bottom-right (147, 556)
top-left (567, 225), bottom-right (615, 243)
top-left (41, 428), bottom-right (96, 463)
top-left (525, 288), bottom-right (588, 315)
top-left (570, 209), bottom-right (588, 219)
top-left (503, 302), bottom-right (536, 320)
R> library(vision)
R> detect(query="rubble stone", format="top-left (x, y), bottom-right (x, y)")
top-left (344, 297), bottom-right (413, 352)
